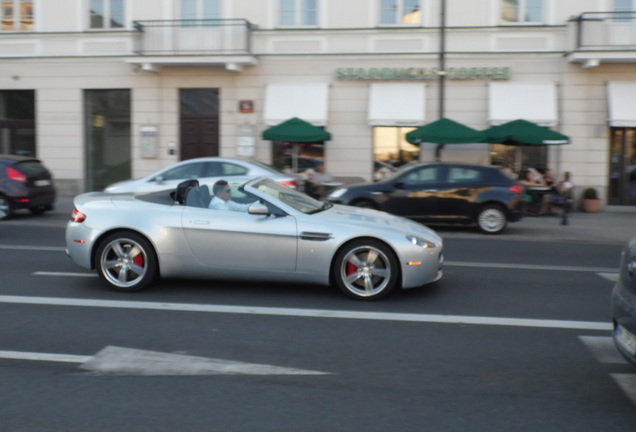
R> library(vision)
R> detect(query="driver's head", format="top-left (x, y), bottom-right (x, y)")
top-left (213, 180), bottom-right (231, 201)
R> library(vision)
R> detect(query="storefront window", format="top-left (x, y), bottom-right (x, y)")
top-left (272, 141), bottom-right (324, 174)
top-left (489, 144), bottom-right (547, 174)
top-left (373, 126), bottom-right (418, 179)
top-left (0, 90), bottom-right (35, 156)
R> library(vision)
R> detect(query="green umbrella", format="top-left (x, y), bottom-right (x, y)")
top-left (262, 117), bottom-right (331, 142)
top-left (405, 118), bottom-right (486, 144)
top-left (484, 119), bottom-right (570, 145)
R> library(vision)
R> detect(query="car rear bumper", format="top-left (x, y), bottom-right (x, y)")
top-left (612, 281), bottom-right (636, 367)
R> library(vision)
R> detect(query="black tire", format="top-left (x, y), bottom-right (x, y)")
top-left (476, 205), bottom-right (507, 234)
top-left (333, 239), bottom-right (399, 300)
top-left (30, 205), bottom-right (47, 215)
top-left (95, 231), bottom-right (158, 292)
top-left (352, 200), bottom-right (377, 209)
top-left (0, 196), bottom-right (13, 220)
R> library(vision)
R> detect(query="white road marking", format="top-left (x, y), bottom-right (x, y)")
top-left (81, 346), bottom-right (329, 375)
top-left (445, 261), bottom-right (617, 273)
top-left (611, 374), bottom-right (636, 405)
top-left (0, 245), bottom-right (66, 252)
top-left (578, 336), bottom-right (627, 364)
top-left (0, 295), bottom-right (612, 331)
top-left (0, 350), bottom-right (90, 363)
top-left (0, 346), bottom-right (328, 376)
top-left (33, 271), bottom-right (97, 278)
top-left (598, 272), bottom-right (619, 282)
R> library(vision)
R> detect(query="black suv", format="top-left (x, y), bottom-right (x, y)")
top-left (0, 154), bottom-right (56, 220)
top-left (326, 162), bottom-right (523, 234)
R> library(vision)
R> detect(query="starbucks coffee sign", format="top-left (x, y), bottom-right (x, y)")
top-left (336, 67), bottom-right (511, 81)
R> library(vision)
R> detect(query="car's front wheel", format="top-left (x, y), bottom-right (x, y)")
top-left (477, 205), bottom-right (507, 234)
top-left (95, 231), bottom-right (158, 292)
top-left (0, 196), bottom-right (13, 220)
top-left (333, 239), bottom-right (399, 300)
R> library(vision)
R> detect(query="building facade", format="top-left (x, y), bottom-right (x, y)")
top-left (0, 0), bottom-right (635, 205)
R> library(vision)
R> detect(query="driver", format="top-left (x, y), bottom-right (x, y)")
top-left (209, 180), bottom-right (251, 212)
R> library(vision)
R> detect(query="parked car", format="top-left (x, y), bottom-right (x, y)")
top-left (0, 154), bottom-right (56, 220)
top-left (103, 157), bottom-right (301, 193)
top-left (326, 162), bottom-right (524, 234)
top-left (66, 177), bottom-right (443, 300)
top-left (611, 236), bottom-right (636, 368)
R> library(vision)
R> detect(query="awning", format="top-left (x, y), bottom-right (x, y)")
top-left (488, 82), bottom-right (558, 127)
top-left (262, 117), bottom-right (331, 142)
top-left (406, 118), bottom-right (485, 144)
top-left (607, 82), bottom-right (636, 127)
top-left (368, 83), bottom-right (426, 126)
top-left (484, 119), bottom-right (570, 146)
top-left (263, 83), bottom-right (329, 126)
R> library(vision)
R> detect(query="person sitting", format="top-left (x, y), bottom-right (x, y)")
top-left (303, 168), bottom-right (321, 199)
top-left (314, 164), bottom-right (334, 185)
top-left (209, 180), bottom-right (251, 212)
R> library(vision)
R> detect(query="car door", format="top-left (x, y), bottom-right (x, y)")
top-left (436, 166), bottom-right (484, 220)
top-left (181, 205), bottom-right (298, 273)
top-left (379, 165), bottom-right (444, 219)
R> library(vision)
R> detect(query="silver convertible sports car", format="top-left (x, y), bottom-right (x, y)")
top-left (66, 177), bottom-right (443, 300)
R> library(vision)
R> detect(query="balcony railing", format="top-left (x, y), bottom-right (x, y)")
top-left (132, 19), bottom-right (253, 56)
top-left (571, 11), bottom-right (636, 50)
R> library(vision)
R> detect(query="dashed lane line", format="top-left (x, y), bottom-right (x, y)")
top-left (0, 295), bottom-right (612, 331)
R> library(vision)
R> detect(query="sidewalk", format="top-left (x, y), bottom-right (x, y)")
top-left (47, 195), bottom-right (635, 245)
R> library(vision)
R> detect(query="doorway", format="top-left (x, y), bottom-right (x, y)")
top-left (179, 89), bottom-right (219, 160)
top-left (0, 90), bottom-right (36, 156)
top-left (609, 127), bottom-right (636, 205)
top-left (84, 89), bottom-right (131, 191)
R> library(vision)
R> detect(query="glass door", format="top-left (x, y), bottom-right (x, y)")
top-left (609, 128), bottom-right (636, 205)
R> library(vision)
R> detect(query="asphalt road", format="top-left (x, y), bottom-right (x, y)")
top-left (1, 212), bottom-right (635, 431)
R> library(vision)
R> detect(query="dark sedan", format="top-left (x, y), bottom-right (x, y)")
top-left (612, 236), bottom-right (636, 368)
top-left (326, 162), bottom-right (523, 234)
top-left (0, 154), bottom-right (56, 220)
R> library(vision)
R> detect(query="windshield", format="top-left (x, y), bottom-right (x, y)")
top-left (251, 178), bottom-right (326, 214)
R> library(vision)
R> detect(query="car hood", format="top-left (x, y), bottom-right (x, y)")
top-left (319, 203), bottom-right (441, 241)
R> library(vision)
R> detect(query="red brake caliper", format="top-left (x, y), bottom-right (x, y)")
top-left (134, 254), bottom-right (144, 267)
top-left (347, 262), bottom-right (357, 275)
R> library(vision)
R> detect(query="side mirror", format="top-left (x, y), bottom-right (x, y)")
top-left (248, 202), bottom-right (270, 215)
top-left (394, 181), bottom-right (405, 189)
top-left (155, 175), bottom-right (164, 184)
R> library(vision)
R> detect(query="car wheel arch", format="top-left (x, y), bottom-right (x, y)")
top-left (90, 228), bottom-right (160, 276)
top-left (350, 198), bottom-right (378, 209)
top-left (329, 236), bottom-right (402, 296)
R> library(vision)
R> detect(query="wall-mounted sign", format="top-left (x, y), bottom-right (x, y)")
top-left (239, 100), bottom-right (254, 113)
top-left (140, 125), bottom-right (158, 159)
top-left (336, 67), bottom-right (511, 81)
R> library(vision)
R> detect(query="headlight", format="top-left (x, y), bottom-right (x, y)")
top-left (406, 235), bottom-right (436, 248)
top-left (328, 188), bottom-right (348, 198)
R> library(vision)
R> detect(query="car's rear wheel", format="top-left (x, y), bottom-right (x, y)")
top-left (95, 231), bottom-right (158, 292)
top-left (334, 239), bottom-right (399, 300)
top-left (0, 196), bottom-right (13, 220)
top-left (477, 205), bottom-right (507, 234)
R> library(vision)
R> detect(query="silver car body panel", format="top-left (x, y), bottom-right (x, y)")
top-left (66, 177), bottom-right (443, 289)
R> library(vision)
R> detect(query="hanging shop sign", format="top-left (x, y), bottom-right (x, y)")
top-left (335, 67), bottom-right (511, 81)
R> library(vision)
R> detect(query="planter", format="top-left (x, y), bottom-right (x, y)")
top-left (582, 198), bottom-right (602, 213)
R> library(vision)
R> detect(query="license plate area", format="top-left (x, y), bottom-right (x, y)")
top-left (34, 179), bottom-right (51, 187)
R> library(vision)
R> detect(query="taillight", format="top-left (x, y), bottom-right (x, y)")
top-left (71, 209), bottom-right (86, 223)
top-left (7, 166), bottom-right (27, 183)
top-left (280, 180), bottom-right (299, 189)
top-left (510, 185), bottom-right (524, 195)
